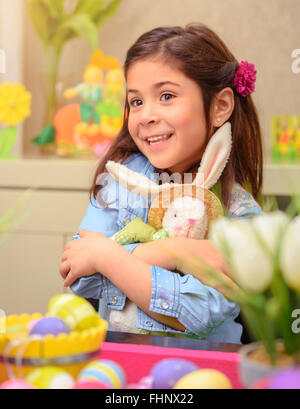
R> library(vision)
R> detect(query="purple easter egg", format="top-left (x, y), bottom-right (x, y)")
top-left (29, 317), bottom-right (70, 336)
top-left (268, 368), bottom-right (300, 389)
top-left (150, 359), bottom-right (199, 389)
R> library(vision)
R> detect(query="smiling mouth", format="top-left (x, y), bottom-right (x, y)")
top-left (145, 133), bottom-right (173, 146)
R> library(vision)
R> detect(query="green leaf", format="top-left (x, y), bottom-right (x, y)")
top-left (0, 127), bottom-right (17, 155)
top-left (94, 0), bottom-right (123, 27)
top-left (285, 195), bottom-right (300, 218)
top-left (58, 13), bottom-right (99, 50)
top-left (40, 0), bottom-right (65, 19)
top-left (27, 0), bottom-right (57, 46)
top-left (74, 0), bottom-right (105, 17)
top-left (31, 124), bottom-right (55, 145)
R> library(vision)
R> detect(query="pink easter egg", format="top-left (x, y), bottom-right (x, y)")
top-left (73, 380), bottom-right (111, 389)
top-left (0, 379), bottom-right (34, 389)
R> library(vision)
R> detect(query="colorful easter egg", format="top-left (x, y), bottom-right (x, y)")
top-left (48, 294), bottom-right (100, 331)
top-left (78, 360), bottom-right (126, 389)
top-left (72, 380), bottom-right (111, 389)
top-left (29, 317), bottom-right (70, 336)
top-left (150, 359), bottom-right (198, 389)
top-left (174, 369), bottom-right (232, 389)
top-left (5, 324), bottom-right (28, 341)
top-left (252, 376), bottom-right (271, 389)
top-left (26, 367), bottom-right (74, 389)
top-left (0, 379), bottom-right (34, 389)
top-left (268, 369), bottom-right (300, 389)
top-left (27, 319), bottom-right (42, 331)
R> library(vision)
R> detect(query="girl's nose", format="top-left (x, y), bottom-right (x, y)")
top-left (188, 219), bottom-right (196, 226)
top-left (140, 104), bottom-right (160, 126)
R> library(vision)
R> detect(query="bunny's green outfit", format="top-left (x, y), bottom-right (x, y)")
top-left (111, 217), bottom-right (169, 245)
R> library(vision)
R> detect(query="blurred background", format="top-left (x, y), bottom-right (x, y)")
top-left (0, 0), bottom-right (299, 314)
top-left (22, 0), bottom-right (300, 158)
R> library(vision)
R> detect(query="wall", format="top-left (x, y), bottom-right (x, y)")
top-left (23, 0), bottom-right (300, 160)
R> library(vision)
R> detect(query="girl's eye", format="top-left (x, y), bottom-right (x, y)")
top-left (130, 99), bottom-right (142, 107)
top-left (161, 93), bottom-right (174, 101)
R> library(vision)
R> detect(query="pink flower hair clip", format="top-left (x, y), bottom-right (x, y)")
top-left (233, 61), bottom-right (256, 97)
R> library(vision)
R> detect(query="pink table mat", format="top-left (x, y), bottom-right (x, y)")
top-left (100, 342), bottom-right (244, 389)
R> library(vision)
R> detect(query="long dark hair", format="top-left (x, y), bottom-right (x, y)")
top-left (90, 23), bottom-right (263, 208)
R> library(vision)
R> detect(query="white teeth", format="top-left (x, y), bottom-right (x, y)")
top-left (147, 134), bottom-right (171, 144)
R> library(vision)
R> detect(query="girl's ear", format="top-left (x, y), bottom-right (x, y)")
top-left (193, 122), bottom-right (232, 189)
top-left (106, 161), bottom-right (161, 197)
top-left (211, 87), bottom-right (235, 127)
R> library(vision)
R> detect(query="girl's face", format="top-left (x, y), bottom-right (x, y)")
top-left (127, 57), bottom-right (207, 174)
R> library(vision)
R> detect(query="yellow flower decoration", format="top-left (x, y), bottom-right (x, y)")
top-left (0, 82), bottom-right (31, 127)
top-left (90, 49), bottom-right (120, 70)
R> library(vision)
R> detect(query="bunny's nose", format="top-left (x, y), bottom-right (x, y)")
top-left (188, 219), bottom-right (196, 227)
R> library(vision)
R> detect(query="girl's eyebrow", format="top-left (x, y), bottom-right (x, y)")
top-left (127, 81), bottom-right (180, 94)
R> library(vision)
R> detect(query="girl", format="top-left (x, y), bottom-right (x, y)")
top-left (59, 23), bottom-right (262, 343)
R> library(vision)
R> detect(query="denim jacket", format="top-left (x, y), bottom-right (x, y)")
top-left (71, 153), bottom-right (261, 343)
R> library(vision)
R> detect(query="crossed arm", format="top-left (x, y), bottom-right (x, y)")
top-left (59, 230), bottom-right (239, 331)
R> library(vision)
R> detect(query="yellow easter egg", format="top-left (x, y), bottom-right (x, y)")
top-left (173, 369), bottom-right (232, 389)
top-left (48, 294), bottom-right (100, 331)
top-left (26, 366), bottom-right (74, 389)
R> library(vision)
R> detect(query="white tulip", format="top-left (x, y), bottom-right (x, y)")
top-left (209, 217), bottom-right (232, 259)
top-left (210, 218), bottom-right (274, 293)
top-left (252, 211), bottom-right (289, 257)
top-left (280, 216), bottom-right (300, 292)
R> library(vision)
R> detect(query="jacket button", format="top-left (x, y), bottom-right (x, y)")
top-left (111, 296), bottom-right (118, 305)
top-left (161, 301), bottom-right (169, 310)
top-left (123, 218), bottom-right (130, 225)
top-left (145, 320), bottom-right (153, 327)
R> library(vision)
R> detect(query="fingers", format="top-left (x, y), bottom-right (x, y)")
top-left (78, 228), bottom-right (85, 237)
top-left (61, 249), bottom-right (70, 263)
top-left (63, 242), bottom-right (73, 251)
top-left (63, 271), bottom-right (77, 288)
top-left (59, 260), bottom-right (70, 279)
top-left (59, 260), bottom-right (78, 287)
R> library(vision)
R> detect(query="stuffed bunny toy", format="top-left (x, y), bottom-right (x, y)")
top-left (104, 122), bottom-right (232, 333)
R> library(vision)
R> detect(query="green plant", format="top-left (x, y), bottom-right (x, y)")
top-left (175, 196), bottom-right (300, 365)
top-left (0, 189), bottom-right (34, 248)
top-left (28, 0), bottom-right (123, 125)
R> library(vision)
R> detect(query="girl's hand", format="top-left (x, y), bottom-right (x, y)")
top-left (59, 229), bottom-right (112, 287)
top-left (157, 237), bottom-right (242, 300)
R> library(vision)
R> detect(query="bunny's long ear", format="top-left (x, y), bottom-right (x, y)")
top-left (106, 161), bottom-right (162, 197)
top-left (193, 122), bottom-right (232, 189)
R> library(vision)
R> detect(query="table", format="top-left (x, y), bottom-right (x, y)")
top-left (106, 331), bottom-right (242, 353)
top-left (102, 331), bottom-right (244, 388)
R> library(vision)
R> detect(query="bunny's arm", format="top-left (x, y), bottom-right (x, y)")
top-left (110, 217), bottom-right (157, 244)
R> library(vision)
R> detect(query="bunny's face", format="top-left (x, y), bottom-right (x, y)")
top-left (162, 196), bottom-right (207, 239)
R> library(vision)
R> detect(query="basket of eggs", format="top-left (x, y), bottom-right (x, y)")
top-left (0, 294), bottom-right (108, 385)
